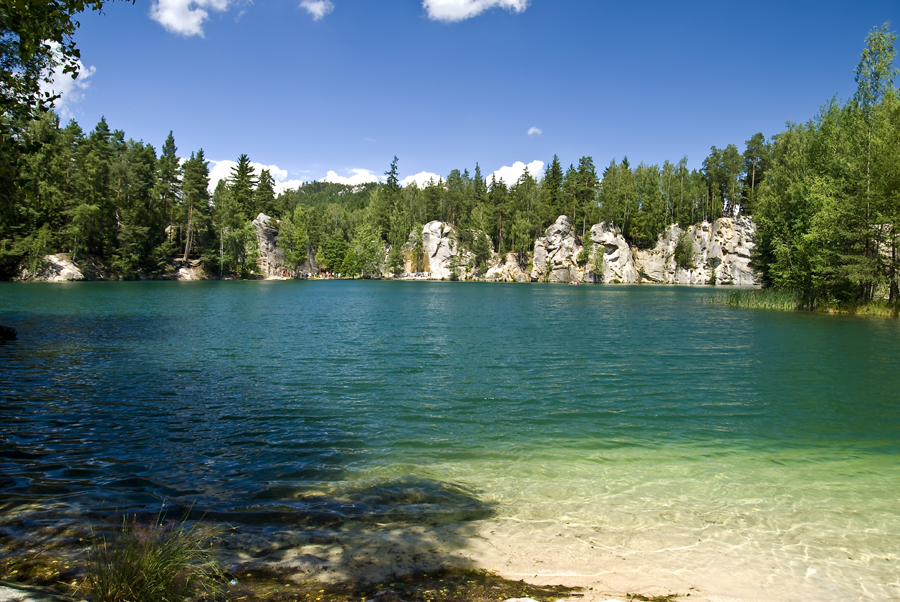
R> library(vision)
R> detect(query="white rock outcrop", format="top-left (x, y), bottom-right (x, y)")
top-left (708, 216), bottom-right (757, 285)
top-left (629, 217), bottom-right (757, 285)
top-left (588, 223), bottom-right (638, 283)
top-left (175, 259), bottom-right (205, 280)
top-left (531, 215), bottom-right (587, 282)
top-left (421, 221), bottom-right (472, 279)
top-left (580, 217), bottom-right (758, 285)
top-left (19, 254), bottom-right (84, 281)
top-left (252, 213), bottom-right (285, 277)
top-left (484, 252), bottom-right (530, 282)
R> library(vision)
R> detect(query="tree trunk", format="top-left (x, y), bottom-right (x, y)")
top-left (751, 158), bottom-right (757, 193)
top-left (891, 237), bottom-right (898, 303)
top-left (182, 203), bottom-right (194, 262)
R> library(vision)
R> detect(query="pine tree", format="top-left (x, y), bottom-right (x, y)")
top-left (229, 154), bottom-right (256, 220)
top-left (543, 154), bottom-right (563, 218)
top-left (154, 131), bottom-right (181, 244)
top-left (488, 174), bottom-right (508, 252)
top-left (575, 156), bottom-right (598, 238)
top-left (742, 133), bottom-right (771, 214)
top-left (253, 168), bottom-right (276, 218)
top-left (180, 150), bottom-right (210, 262)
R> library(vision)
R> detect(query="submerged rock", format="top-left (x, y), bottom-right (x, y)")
top-left (0, 324), bottom-right (17, 341)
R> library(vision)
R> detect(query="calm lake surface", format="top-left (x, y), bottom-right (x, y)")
top-left (1, 282), bottom-right (898, 598)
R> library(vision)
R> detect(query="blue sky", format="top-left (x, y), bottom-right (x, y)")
top-left (49, 0), bottom-right (899, 192)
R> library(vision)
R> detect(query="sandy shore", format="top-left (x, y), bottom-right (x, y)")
top-left (2, 513), bottom-right (894, 602)
top-left (212, 515), bottom-right (889, 602)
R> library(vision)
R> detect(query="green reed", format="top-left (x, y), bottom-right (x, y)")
top-left (84, 512), bottom-right (225, 602)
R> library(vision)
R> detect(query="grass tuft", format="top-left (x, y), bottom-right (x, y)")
top-left (84, 512), bottom-right (225, 602)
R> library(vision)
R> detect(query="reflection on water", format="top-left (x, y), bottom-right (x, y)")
top-left (1, 281), bottom-right (899, 598)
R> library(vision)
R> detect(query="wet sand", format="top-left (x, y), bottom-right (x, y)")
top-left (214, 514), bottom-right (895, 602)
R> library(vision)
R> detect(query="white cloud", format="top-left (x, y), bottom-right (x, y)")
top-left (527, 126), bottom-right (542, 136)
top-left (39, 43), bottom-right (96, 119)
top-left (322, 169), bottom-right (382, 186)
top-left (150, 0), bottom-right (230, 37)
top-left (300, 0), bottom-right (334, 20)
top-left (275, 179), bottom-right (307, 194)
top-left (423, 0), bottom-right (528, 22)
top-left (208, 160), bottom-right (236, 191)
top-left (208, 160), bottom-right (308, 195)
top-left (400, 171), bottom-right (443, 188)
top-left (488, 160), bottom-right (544, 186)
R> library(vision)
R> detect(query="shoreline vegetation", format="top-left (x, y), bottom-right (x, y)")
top-left (704, 288), bottom-right (900, 316)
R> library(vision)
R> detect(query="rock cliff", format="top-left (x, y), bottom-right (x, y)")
top-left (629, 217), bottom-right (757, 285)
top-left (486, 215), bottom-right (758, 285)
top-left (410, 215), bottom-right (757, 285)
top-left (421, 221), bottom-right (472, 280)
top-left (588, 223), bottom-right (638, 283)
top-left (531, 215), bottom-right (589, 282)
top-left (252, 213), bottom-right (285, 277)
top-left (586, 216), bottom-right (757, 285)
top-left (484, 252), bottom-right (530, 282)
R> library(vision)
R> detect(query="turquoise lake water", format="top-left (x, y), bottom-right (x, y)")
top-left (0, 281), bottom-right (898, 598)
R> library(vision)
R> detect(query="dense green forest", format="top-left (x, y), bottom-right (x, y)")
top-left (752, 25), bottom-right (900, 306)
top-left (0, 105), bottom-right (772, 280)
top-left (1, 6), bottom-right (898, 305)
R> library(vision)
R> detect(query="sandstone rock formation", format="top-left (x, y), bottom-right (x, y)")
top-left (18, 254), bottom-right (84, 281)
top-left (174, 259), bottom-right (206, 280)
top-left (421, 221), bottom-right (472, 279)
top-left (588, 223), bottom-right (639, 283)
top-left (584, 217), bottom-right (757, 285)
top-left (484, 252), bottom-right (530, 282)
top-left (629, 217), bottom-right (757, 285)
top-left (252, 213), bottom-right (285, 277)
top-left (531, 215), bottom-right (589, 282)
top-left (707, 216), bottom-right (757, 285)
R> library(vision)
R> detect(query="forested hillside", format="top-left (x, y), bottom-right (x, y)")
top-left (1, 20), bottom-right (897, 306)
top-left (0, 112), bottom-right (770, 281)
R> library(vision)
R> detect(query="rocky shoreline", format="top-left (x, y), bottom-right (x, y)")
top-left (11, 214), bottom-right (758, 287)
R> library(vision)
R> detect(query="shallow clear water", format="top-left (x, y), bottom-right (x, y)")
top-left (1, 281), bottom-right (898, 598)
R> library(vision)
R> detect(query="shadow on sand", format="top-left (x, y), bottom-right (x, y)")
top-left (0, 474), bottom-right (497, 589)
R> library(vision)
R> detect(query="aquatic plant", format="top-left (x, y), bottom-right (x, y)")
top-left (705, 288), bottom-right (802, 310)
top-left (705, 288), bottom-right (899, 316)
